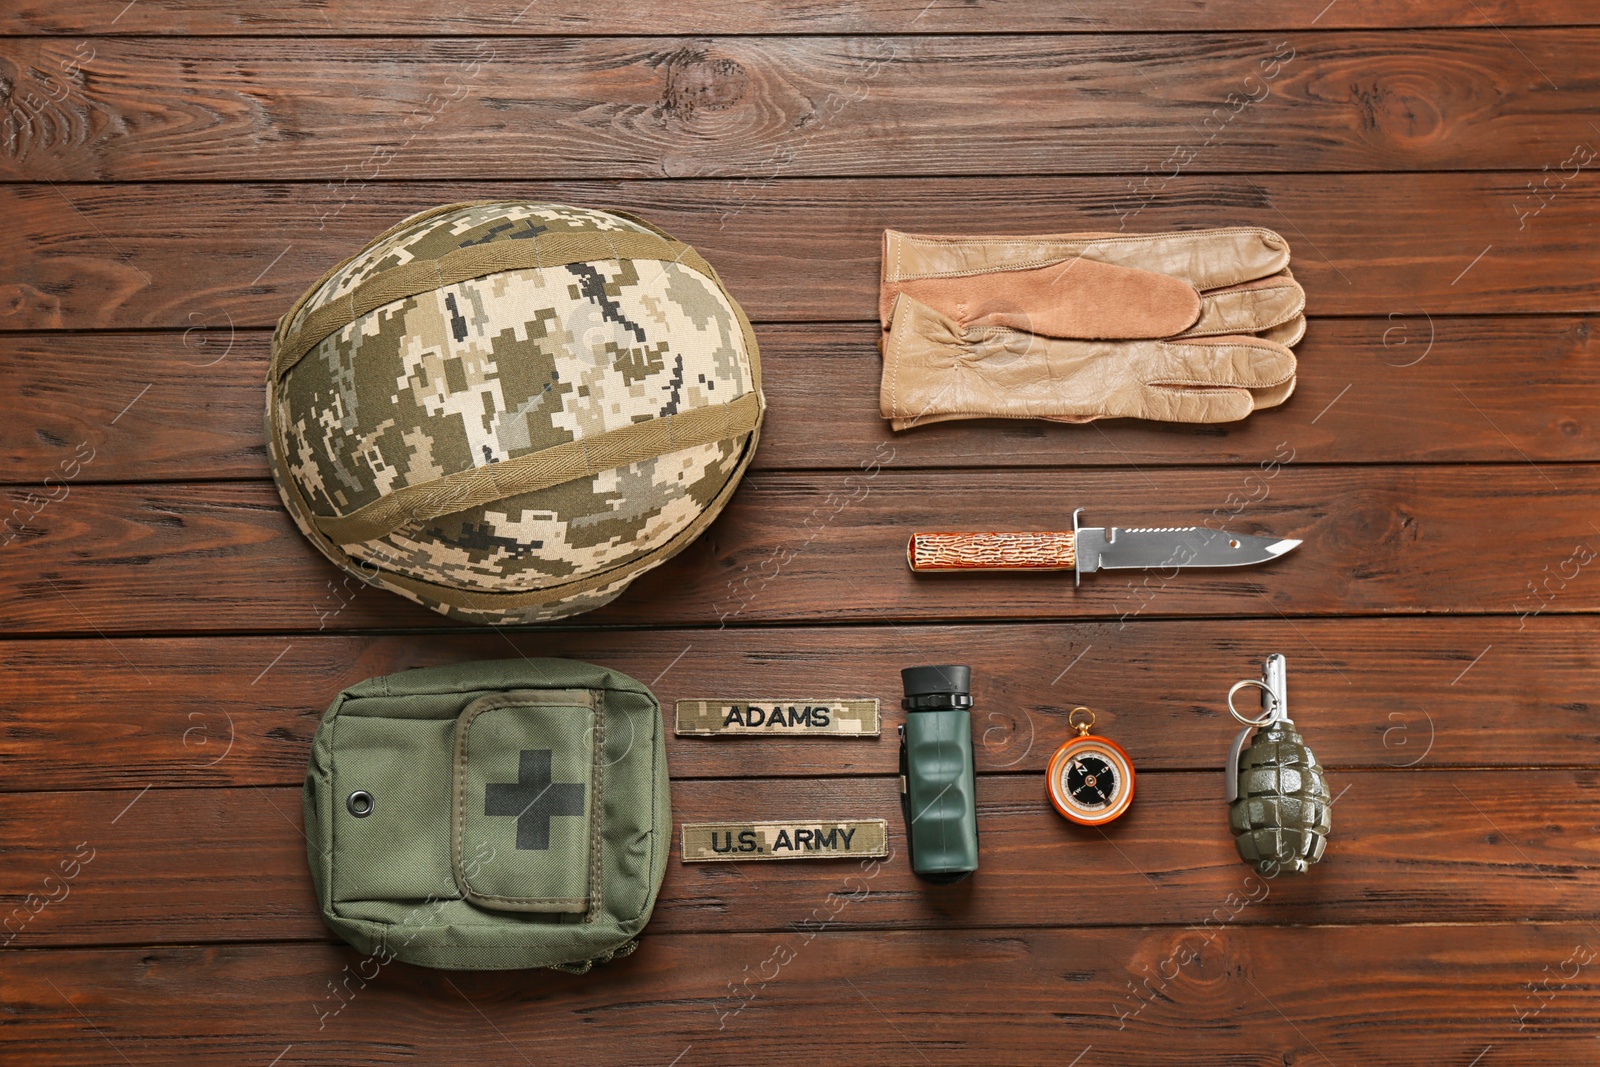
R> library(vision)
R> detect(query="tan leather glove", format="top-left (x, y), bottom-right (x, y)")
top-left (878, 227), bottom-right (1305, 429)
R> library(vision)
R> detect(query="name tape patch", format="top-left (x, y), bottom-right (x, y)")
top-left (675, 699), bottom-right (880, 737)
top-left (681, 819), bottom-right (889, 862)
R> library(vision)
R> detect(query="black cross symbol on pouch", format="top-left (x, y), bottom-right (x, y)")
top-left (484, 749), bottom-right (586, 850)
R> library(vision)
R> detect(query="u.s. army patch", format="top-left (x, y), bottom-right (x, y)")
top-left (680, 819), bottom-right (889, 861)
top-left (675, 699), bottom-right (880, 737)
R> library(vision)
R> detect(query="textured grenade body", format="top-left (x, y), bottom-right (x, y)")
top-left (1229, 719), bottom-right (1331, 874)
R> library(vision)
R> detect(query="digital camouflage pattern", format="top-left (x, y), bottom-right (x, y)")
top-left (282, 203), bottom-right (666, 340)
top-left (1229, 720), bottom-right (1332, 874)
top-left (680, 820), bottom-right (889, 862)
top-left (268, 201), bottom-right (761, 624)
top-left (674, 699), bottom-right (881, 736)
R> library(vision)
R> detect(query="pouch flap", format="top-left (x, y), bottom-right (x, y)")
top-left (451, 689), bottom-right (601, 914)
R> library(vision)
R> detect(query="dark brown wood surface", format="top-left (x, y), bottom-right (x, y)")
top-left (4, 174), bottom-right (1596, 330)
top-left (2, 1), bottom-right (1588, 35)
top-left (1, 33), bottom-right (1594, 182)
top-left (3, 4), bottom-right (1598, 1065)
top-left (11, 926), bottom-right (1599, 1067)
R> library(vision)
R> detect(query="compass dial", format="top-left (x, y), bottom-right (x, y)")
top-left (1047, 736), bottom-right (1135, 825)
top-left (1066, 753), bottom-right (1117, 808)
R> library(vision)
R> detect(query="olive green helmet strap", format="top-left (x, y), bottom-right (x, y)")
top-left (314, 390), bottom-right (762, 546)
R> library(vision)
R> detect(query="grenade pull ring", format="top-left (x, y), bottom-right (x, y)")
top-left (1227, 653), bottom-right (1289, 726)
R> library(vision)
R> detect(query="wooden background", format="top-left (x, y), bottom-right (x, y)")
top-left (3, 2), bottom-right (1599, 1063)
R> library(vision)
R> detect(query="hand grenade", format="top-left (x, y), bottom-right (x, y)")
top-left (1225, 654), bottom-right (1331, 874)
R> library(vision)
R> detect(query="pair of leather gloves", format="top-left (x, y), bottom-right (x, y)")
top-left (877, 227), bottom-right (1305, 429)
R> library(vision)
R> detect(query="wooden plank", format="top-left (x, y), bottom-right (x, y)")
top-left (0, 33), bottom-right (1594, 182)
top-left (3, 769), bottom-right (1596, 948)
top-left (0, 618), bottom-right (1587, 792)
top-left (2, 465), bottom-right (1596, 633)
top-left (0, 331), bottom-right (269, 483)
top-left (5, 315), bottom-right (1598, 484)
top-left (4, 173), bottom-right (1594, 334)
top-left (6, 925), bottom-right (1597, 1064)
top-left (2, 0), bottom-right (1589, 36)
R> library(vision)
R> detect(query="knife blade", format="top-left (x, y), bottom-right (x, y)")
top-left (907, 509), bottom-right (1300, 585)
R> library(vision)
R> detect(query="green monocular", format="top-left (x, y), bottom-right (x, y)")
top-left (898, 665), bottom-right (980, 883)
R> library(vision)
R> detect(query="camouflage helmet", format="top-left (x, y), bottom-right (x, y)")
top-left (266, 201), bottom-right (763, 625)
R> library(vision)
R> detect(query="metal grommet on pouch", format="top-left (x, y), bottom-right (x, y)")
top-left (346, 790), bottom-right (374, 818)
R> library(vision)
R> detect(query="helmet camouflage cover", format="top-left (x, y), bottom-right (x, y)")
top-left (266, 201), bottom-right (764, 625)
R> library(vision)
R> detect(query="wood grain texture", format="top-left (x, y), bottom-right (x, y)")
top-left (4, 173), bottom-right (1594, 333)
top-left (0, 617), bottom-right (1586, 792)
top-left (3, 316), bottom-right (1597, 484)
top-left (0, 33), bottom-right (1595, 182)
top-left (2, 0), bottom-right (1589, 35)
top-left (4, 770), bottom-right (1597, 948)
top-left (2, 465), bottom-right (1595, 634)
top-left (7, 926), bottom-right (1598, 1066)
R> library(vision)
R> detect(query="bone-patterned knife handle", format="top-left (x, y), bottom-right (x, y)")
top-left (907, 531), bottom-right (1077, 572)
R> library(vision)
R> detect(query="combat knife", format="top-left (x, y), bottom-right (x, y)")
top-left (908, 509), bottom-right (1300, 585)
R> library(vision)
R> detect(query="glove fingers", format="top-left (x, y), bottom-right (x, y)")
top-left (1148, 336), bottom-right (1297, 390)
top-left (1138, 385), bottom-right (1257, 424)
top-left (1260, 313), bottom-right (1307, 349)
top-left (1250, 376), bottom-right (1297, 411)
top-left (1084, 228), bottom-right (1291, 292)
top-left (893, 256), bottom-right (1202, 341)
top-left (1179, 269), bottom-right (1306, 338)
top-left (884, 227), bottom-right (1290, 293)
top-left (881, 294), bottom-right (1296, 428)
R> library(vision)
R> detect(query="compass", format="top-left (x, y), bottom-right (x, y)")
top-left (1046, 707), bottom-right (1135, 826)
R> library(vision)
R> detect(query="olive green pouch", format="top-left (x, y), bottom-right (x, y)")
top-left (304, 658), bottom-right (670, 971)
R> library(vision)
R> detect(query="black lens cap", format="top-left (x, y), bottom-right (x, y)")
top-left (900, 664), bottom-right (971, 698)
